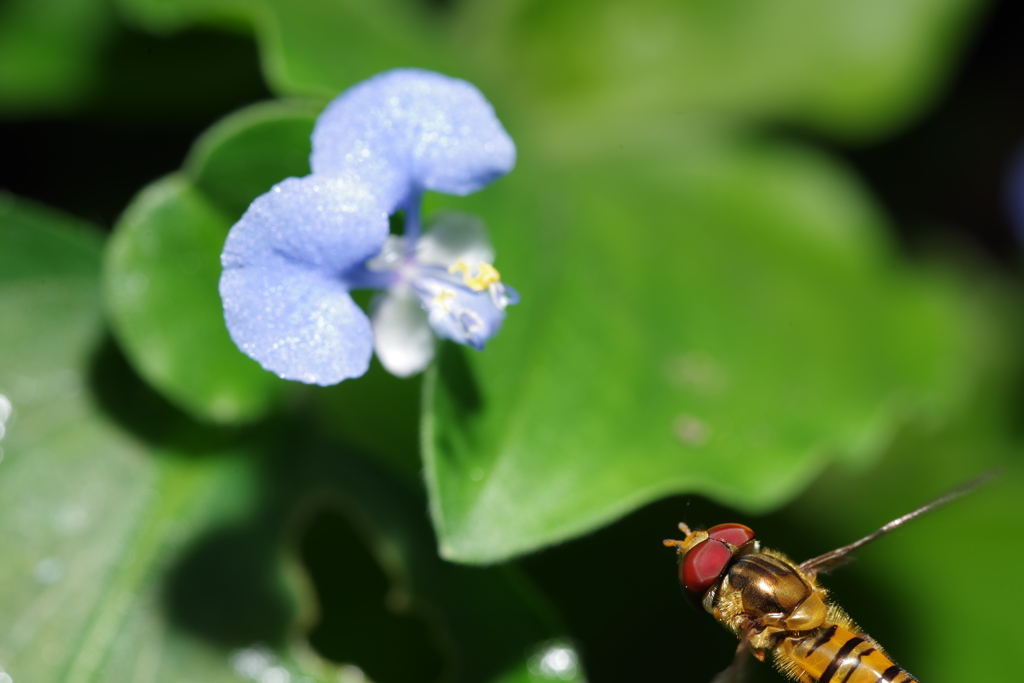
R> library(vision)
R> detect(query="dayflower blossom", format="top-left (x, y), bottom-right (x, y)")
top-left (219, 69), bottom-right (518, 385)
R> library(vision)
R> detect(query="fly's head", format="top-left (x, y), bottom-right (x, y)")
top-left (664, 523), bottom-right (759, 611)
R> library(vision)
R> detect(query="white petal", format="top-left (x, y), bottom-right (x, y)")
top-left (417, 211), bottom-right (494, 267)
top-left (364, 234), bottom-right (408, 272)
top-left (371, 286), bottom-right (436, 377)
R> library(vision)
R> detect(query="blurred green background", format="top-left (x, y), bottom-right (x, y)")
top-left (2, 0), bottom-right (1023, 682)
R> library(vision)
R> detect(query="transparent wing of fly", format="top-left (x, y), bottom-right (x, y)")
top-left (799, 469), bottom-right (999, 576)
top-left (803, 553), bottom-right (855, 576)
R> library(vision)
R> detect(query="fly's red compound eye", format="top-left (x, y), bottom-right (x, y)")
top-left (681, 539), bottom-right (733, 595)
top-left (707, 523), bottom-right (755, 548)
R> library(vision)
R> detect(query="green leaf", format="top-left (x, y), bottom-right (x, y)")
top-left (464, 0), bottom-right (987, 141)
top-left (117, 0), bottom-right (985, 140)
top-left (510, 278), bottom-right (1018, 683)
top-left (105, 176), bottom-right (284, 424)
top-left (113, 0), bottom-right (242, 31)
top-left (423, 138), bottom-right (979, 563)
top-left (1, 194), bottom-right (570, 683)
top-left (104, 100), bottom-right (321, 425)
top-left (0, 196), bottom-right (271, 683)
top-left (0, 192), bottom-right (103, 281)
top-left (187, 98), bottom-right (322, 218)
top-left (257, 0), bottom-right (445, 98)
top-left (116, 0), bottom-right (446, 97)
top-left (0, 0), bottom-right (112, 115)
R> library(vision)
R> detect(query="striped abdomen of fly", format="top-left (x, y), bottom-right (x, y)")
top-left (665, 523), bottom-right (917, 683)
top-left (778, 623), bottom-right (916, 683)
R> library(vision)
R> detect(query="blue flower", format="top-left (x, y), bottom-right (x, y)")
top-left (220, 69), bottom-right (518, 385)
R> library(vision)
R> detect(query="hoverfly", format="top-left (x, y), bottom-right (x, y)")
top-left (664, 473), bottom-right (995, 683)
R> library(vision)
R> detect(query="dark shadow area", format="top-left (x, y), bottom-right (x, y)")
top-left (164, 521), bottom-right (295, 648)
top-left (433, 344), bottom-right (485, 467)
top-left (835, 0), bottom-right (1024, 266)
top-left (88, 27), bottom-right (270, 122)
top-left (160, 421), bottom-right (547, 683)
top-left (521, 492), bottom-right (914, 683)
top-left (1002, 362), bottom-right (1024, 442)
top-left (302, 507), bottom-right (446, 683)
top-left (87, 333), bottom-right (240, 454)
top-left (0, 26), bottom-right (271, 228)
top-left (313, 359), bottom-right (423, 479)
top-left (521, 494), bottom-right (741, 683)
top-left (437, 342), bottom-right (483, 417)
top-left (89, 336), bottom-right (293, 645)
top-left (389, 210), bottom-right (406, 235)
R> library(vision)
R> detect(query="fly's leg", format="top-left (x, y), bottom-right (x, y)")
top-left (709, 614), bottom-right (781, 683)
top-left (709, 638), bottom-right (754, 683)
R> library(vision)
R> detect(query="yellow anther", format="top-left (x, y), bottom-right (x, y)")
top-left (433, 288), bottom-right (456, 312)
top-left (448, 258), bottom-right (501, 292)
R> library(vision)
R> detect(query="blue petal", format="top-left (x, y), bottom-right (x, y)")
top-left (219, 175), bottom-right (389, 385)
top-left (500, 283), bottom-right (521, 306)
top-left (311, 69), bottom-right (516, 212)
top-left (221, 175), bottom-right (388, 277)
top-left (415, 278), bottom-right (508, 351)
top-left (220, 263), bottom-right (373, 385)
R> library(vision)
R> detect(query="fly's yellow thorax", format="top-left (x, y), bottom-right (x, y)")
top-left (710, 549), bottom-right (830, 656)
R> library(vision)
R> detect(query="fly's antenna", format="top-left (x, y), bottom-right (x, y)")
top-left (663, 522), bottom-right (695, 552)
